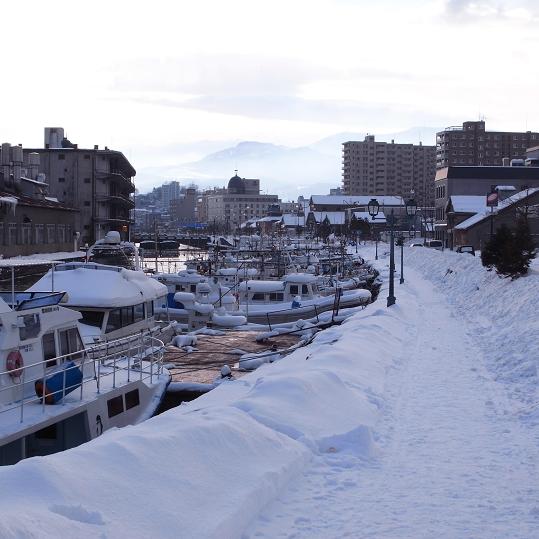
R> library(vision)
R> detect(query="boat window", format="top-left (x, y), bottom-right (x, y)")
top-left (190, 285), bottom-right (196, 293)
top-left (252, 292), bottom-right (265, 301)
top-left (289, 285), bottom-right (299, 295)
top-left (42, 332), bottom-right (57, 367)
top-left (78, 310), bottom-right (104, 328)
top-left (134, 303), bottom-right (145, 322)
top-left (59, 328), bottom-right (83, 360)
top-left (121, 306), bottom-right (134, 326)
top-left (107, 395), bottom-right (124, 418)
top-left (302, 285), bottom-right (309, 295)
top-left (125, 389), bottom-right (140, 410)
top-left (18, 313), bottom-right (41, 341)
top-left (269, 292), bottom-right (284, 301)
top-left (106, 309), bottom-right (122, 333)
top-left (146, 301), bottom-right (154, 318)
top-left (175, 285), bottom-right (182, 292)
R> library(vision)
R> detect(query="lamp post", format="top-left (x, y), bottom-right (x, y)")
top-left (367, 198), bottom-right (379, 260)
top-left (368, 198), bottom-right (396, 307)
top-left (399, 197), bottom-right (417, 284)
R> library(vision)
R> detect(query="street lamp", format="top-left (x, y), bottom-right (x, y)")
top-left (368, 198), bottom-right (396, 307)
top-left (367, 198), bottom-right (380, 260)
top-left (399, 198), bottom-right (418, 284)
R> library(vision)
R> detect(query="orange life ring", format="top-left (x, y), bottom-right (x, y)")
top-left (6, 350), bottom-right (24, 379)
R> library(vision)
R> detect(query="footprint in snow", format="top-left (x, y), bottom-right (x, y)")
top-left (49, 504), bottom-right (104, 525)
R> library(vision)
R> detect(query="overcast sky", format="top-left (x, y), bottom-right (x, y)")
top-left (1, 0), bottom-right (538, 172)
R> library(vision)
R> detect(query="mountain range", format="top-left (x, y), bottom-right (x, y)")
top-left (136, 126), bottom-right (440, 201)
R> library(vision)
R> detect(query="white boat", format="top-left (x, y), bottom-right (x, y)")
top-left (237, 273), bottom-right (371, 324)
top-left (0, 289), bottom-right (169, 466)
top-left (153, 270), bottom-right (246, 328)
top-left (88, 231), bottom-right (138, 269)
top-left (27, 262), bottom-right (174, 347)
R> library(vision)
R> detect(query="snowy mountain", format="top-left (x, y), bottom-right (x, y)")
top-left (135, 126), bottom-right (442, 199)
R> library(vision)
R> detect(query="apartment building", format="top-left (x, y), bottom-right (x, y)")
top-left (342, 136), bottom-right (436, 206)
top-left (24, 128), bottom-right (135, 245)
top-left (436, 120), bottom-right (539, 169)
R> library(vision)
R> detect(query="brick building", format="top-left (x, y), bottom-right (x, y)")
top-left (436, 120), bottom-right (539, 169)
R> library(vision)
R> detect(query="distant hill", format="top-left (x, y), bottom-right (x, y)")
top-left (136, 126), bottom-right (442, 200)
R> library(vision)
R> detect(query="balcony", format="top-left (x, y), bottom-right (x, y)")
top-left (96, 193), bottom-right (135, 208)
top-left (96, 169), bottom-right (136, 192)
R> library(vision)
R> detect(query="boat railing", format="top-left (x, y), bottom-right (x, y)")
top-left (0, 333), bottom-right (165, 425)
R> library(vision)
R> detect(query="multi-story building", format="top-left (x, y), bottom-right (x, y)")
top-left (24, 128), bottom-right (135, 245)
top-left (204, 173), bottom-right (279, 230)
top-left (342, 136), bottom-right (436, 206)
top-left (436, 120), bottom-right (539, 169)
top-left (170, 187), bottom-right (197, 225)
top-left (161, 181), bottom-right (181, 209)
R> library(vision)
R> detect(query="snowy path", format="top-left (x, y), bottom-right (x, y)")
top-left (245, 267), bottom-right (539, 539)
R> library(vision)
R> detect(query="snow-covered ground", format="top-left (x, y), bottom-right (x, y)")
top-left (1, 244), bottom-right (538, 538)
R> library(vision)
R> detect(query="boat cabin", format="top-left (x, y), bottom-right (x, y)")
top-left (27, 263), bottom-right (168, 345)
top-left (238, 273), bottom-right (319, 304)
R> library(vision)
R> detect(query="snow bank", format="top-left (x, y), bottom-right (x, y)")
top-left (0, 257), bottom-right (406, 538)
top-left (0, 408), bottom-right (308, 539)
top-left (405, 247), bottom-right (539, 421)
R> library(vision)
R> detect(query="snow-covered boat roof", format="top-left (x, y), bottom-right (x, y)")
top-left (283, 273), bottom-right (317, 284)
top-left (238, 280), bottom-right (285, 293)
top-left (216, 268), bottom-right (258, 276)
top-left (27, 262), bottom-right (167, 308)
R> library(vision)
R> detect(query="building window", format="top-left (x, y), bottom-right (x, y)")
top-left (84, 178), bottom-right (91, 184)
top-left (84, 201), bottom-right (90, 207)
top-left (8, 223), bottom-right (17, 245)
top-left (57, 224), bottom-right (65, 244)
top-left (58, 154), bottom-right (65, 160)
top-left (84, 154), bottom-right (91, 160)
top-left (21, 224), bottom-right (32, 245)
top-left (47, 224), bottom-right (56, 244)
top-left (35, 224), bottom-right (44, 244)
top-left (58, 177), bottom-right (65, 183)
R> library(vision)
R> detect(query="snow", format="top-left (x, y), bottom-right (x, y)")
top-left (0, 195), bottom-right (17, 214)
top-left (238, 280), bottom-right (285, 292)
top-left (1, 243), bottom-right (539, 538)
top-left (310, 194), bottom-right (404, 207)
top-left (308, 211), bottom-right (346, 225)
top-left (28, 263), bottom-right (167, 307)
top-left (449, 195), bottom-right (487, 213)
top-left (456, 187), bottom-right (539, 230)
top-left (282, 272), bottom-right (317, 283)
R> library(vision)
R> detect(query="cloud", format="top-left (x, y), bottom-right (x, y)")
top-left (443, 0), bottom-right (539, 21)
top-left (124, 93), bottom-right (451, 131)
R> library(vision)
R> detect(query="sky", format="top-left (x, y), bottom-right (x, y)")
top-left (1, 0), bottom-right (538, 190)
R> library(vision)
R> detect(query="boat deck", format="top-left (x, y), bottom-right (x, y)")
top-left (164, 331), bottom-right (300, 384)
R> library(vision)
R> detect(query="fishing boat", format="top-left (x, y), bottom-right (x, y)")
top-left (237, 273), bottom-right (371, 325)
top-left (27, 262), bottom-right (175, 347)
top-left (87, 231), bottom-right (138, 269)
top-left (0, 273), bottom-right (169, 466)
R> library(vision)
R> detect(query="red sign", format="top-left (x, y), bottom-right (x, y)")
top-left (486, 192), bottom-right (498, 207)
